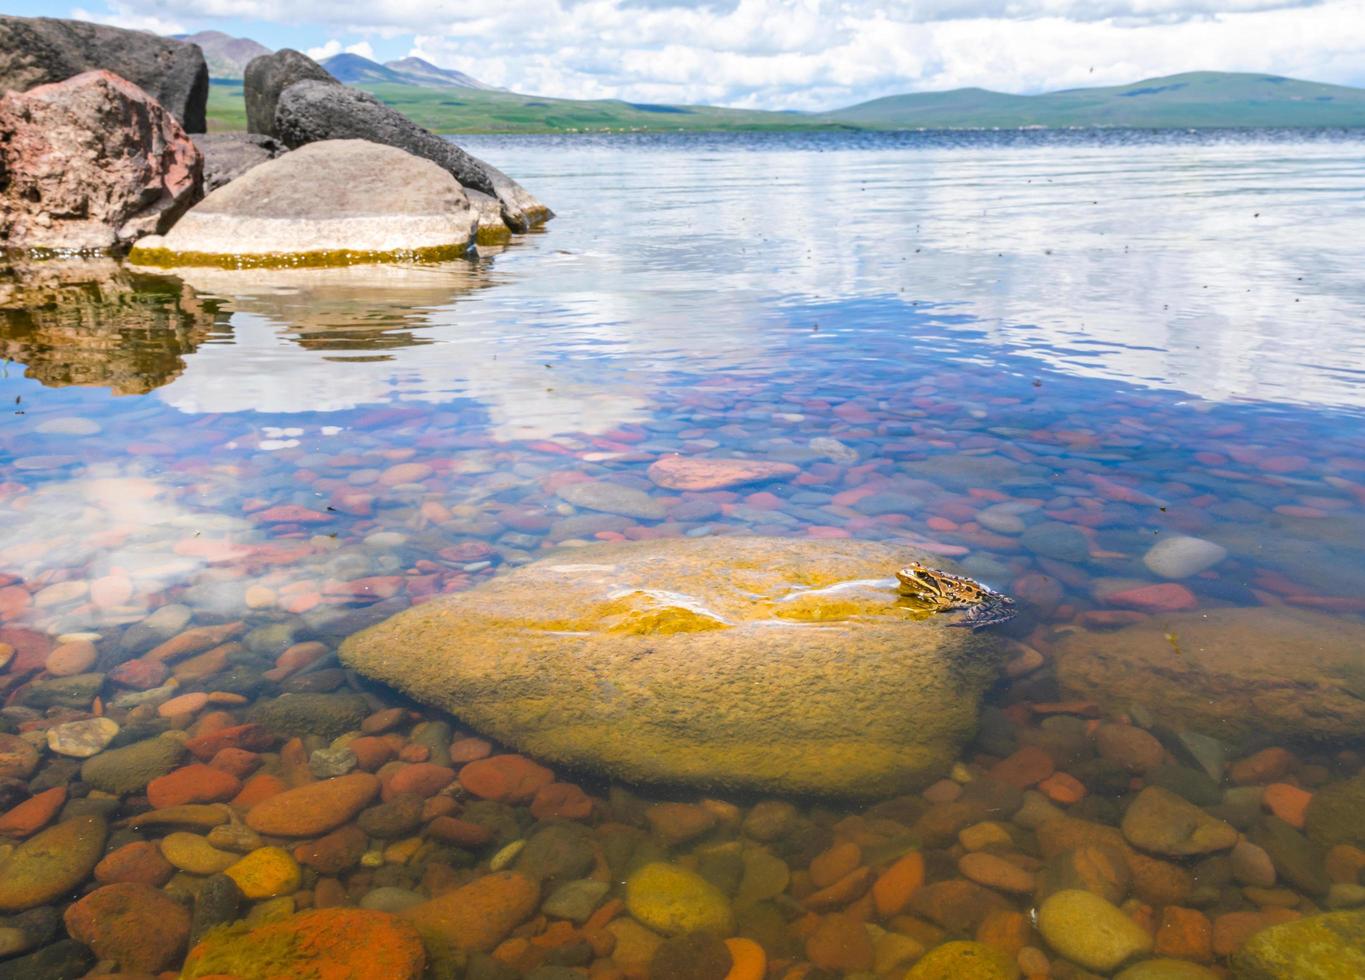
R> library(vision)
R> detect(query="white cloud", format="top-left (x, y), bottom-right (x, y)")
top-left (73, 0), bottom-right (1365, 107)
top-left (70, 2), bottom-right (184, 35)
top-left (304, 38), bottom-right (376, 60)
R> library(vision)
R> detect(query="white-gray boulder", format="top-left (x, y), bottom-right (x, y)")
top-left (129, 140), bottom-right (478, 267)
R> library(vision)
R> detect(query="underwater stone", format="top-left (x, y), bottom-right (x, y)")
top-left (1055, 607), bottom-right (1365, 742)
top-left (341, 537), bottom-right (1009, 797)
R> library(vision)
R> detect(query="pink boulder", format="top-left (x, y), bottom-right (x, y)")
top-left (0, 69), bottom-right (201, 251)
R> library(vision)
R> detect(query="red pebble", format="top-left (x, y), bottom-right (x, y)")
top-left (384, 763), bottom-right (455, 799)
top-left (209, 747), bottom-right (262, 779)
top-left (459, 754), bottom-right (554, 803)
top-left (530, 783), bottom-right (594, 821)
top-left (449, 737), bottom-right (492, 763)
top-left (1106, 583), bottom-right (1198, 612)
top-left (146, 764), bottom-right (242, 808)
top-left (426, 815), bottom-right (495, 847)
top-left (0, 786), bottom-right (66, 837)
top-left (109, 658), bottom-right (169, 690)
top-left (185, 723), bottom-right (274, 761)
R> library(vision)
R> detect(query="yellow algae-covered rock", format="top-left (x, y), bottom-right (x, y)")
top-left (625, 862), bottom-right (735, 936)
top-left (1054, 607), bottom-right (1365, 741)
top-left (181, 907), bottom-right (425, 979)
top-left (341, 537), bottom-right (1008, 796)
top-left (225, 847), bottom-right (302, 899)
top-left (1230, 909), bottom-right (1365, 980)
top-left (1038, 889), bottom-right (1153, 973)
top-left (905, 940), bottom-right (1019, 980)
top-left (0, 815), bottom-right (107, 911)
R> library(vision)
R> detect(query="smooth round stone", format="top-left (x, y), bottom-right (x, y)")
top-left (341, 537), bottom-right (1009, 796)
top-left (245, 772), bottom-right (380, 837)
top-left (556, 481), bottom-right (666, 520)
top-left (625, 862), bottom-right (733, 936)
top-left (47, 717), bottom-right (120, 758)
top-left (0, 733), bottom-right (40, 778)
top-left (0, 816), bottom-right (108, 911)
top-left (360, 886), bottom-right (427, 913)
top-left (541, 879), bottom-right (610, 923)
top-left (44, 640), bottom-right (97, 676)
top-left (905, 940), bottom-right (1019, 979)
top-left (309, 747), bottom-right (358, 779)
top-left (161, 832), bottom-right (238, 874)
top-left (1037, 889), bottom-right (1153, 972)
top-left (1231, 910), bottom-right (1365, 978)
top-left (1019, 522), bottom-right (1090, 562)
top-left (645, 457), bottom-right (799, 491)
top-left (976, 504), bottom-right (1030, 535)
top-left (36, 417), bottom-right (101, 436)
top-left (63, 881), bottom-right (191, 973)
top-left (1142, 536), bottom-right (1228, 579)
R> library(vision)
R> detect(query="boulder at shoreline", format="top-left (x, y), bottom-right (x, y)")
top-left (130, 140), bottom-right (479, 268)
top-left (0, 15), bottom-right (208, 132)
top-left (340, 536), bottom-right (1010, 796)
top-left (242, 48), bottom-right (333, 138)
top-left (191, 133), bottom-right (285, 192)
top-left (0, 70), bottom-right (201, 252)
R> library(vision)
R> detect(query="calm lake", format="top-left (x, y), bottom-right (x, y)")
top-left (1, 129), bottom-right (1364, 977)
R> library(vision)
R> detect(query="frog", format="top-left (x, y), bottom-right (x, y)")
top-left (895, 561), bottom-right (1017, 631)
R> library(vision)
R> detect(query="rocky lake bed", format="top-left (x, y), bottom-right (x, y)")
top-left (2, 12), bottom-right (1365, 980)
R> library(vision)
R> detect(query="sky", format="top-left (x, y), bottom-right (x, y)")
top-left (15, 0), bottom-right (1365, 109)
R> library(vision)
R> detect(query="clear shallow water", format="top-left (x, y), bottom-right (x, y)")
top-left (2, 129), bottom-right (1365, 975)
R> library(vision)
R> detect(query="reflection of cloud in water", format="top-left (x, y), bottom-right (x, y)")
top-left (0, 467), bottom-right (259, 631)
top-left (156, 262), bottom-right (651, 439)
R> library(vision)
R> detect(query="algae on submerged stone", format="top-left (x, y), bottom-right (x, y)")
top-left (340, 536), bottom-right (1010, 797)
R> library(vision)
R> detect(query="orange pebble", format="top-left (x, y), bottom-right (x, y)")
top-left (1263, 783), bottom-right (1313, 829)
top-left (723, 937), bottom-right (767, 980)
top-left (871, 851), bottom-right (925, 918)
top-left (1038, 771), bottom-right (1087, 804)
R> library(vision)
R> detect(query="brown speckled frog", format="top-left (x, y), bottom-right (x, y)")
top-left (896, 561), bottom-right (1017, 630)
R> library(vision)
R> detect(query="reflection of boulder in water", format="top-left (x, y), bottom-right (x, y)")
top-left (0, 259), bottom-right (221, 394)
top-left (166, 261), bottom-right (491, 357)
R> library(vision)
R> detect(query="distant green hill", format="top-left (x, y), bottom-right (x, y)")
top-left (205, 70), bottom-right (1365, 135)
top-left (826, 72), bottom-right (1365, 128)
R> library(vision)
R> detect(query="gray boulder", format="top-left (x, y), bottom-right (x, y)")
top-left (274, 79), bottom-right (551, 232)
top-left (191, 133), bottom-right (285, 192)
top-left (0, 15), bottom-right (207, 131)
top-left (130, 139), bottom-right (479, 267)
top-left (242, 48), bottom-right (334, 138)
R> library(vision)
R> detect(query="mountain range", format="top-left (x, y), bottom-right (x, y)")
top-left (188, 32), bottom-right (1365, 133)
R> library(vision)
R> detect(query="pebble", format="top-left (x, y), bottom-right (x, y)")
top-left (224, 846), bottom-right (302, 899)
top-left (959, 852), bottom-right (1036, 893)
top-left (0, 787), bottom-right (66, 838)
top-left (459, 754), bottom-right (554, 803)
top-left (43, 639), bottom-right (96, 676)
top-left (63, 882), bottom-right (190, 973)
top-left (245, 772), bottom-right (380, 836)
top-left (1121, 786), bottom-right (1238, 856)
top-left (45, 717), bottom-right (119, 758)
top-left (625, 862), bottom-right (734, 936)
top-left (905, 940), bottom-right (1019, 979)
top-left (402, 871), bottom-right (540, 952)
top-left (1037, 889), bottom-right (1154, 972)
top-left (1096, 723), bottom-right (1166, 773)
top-left (1142, 536), bottom-right (1228, 579)
top-left (0, 815), bottom-right (107, 911)
top-left (806, 913), bottom-right (874, 972)
top-left (160, 832), bottom-right (238, 874)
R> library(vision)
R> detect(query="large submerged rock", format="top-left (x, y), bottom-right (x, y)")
top-left (340, 536), bottom-right (1009, 796)
top-left (1054, 607), bottom-right (1365, 742)
top-left (129, 140), bottom-right (478, 267)
top-left (273, 77), bottom-right (550, 233)
top-left (0, 15), bottom-right (208, 132)
top-left (0, 70), bottom-right (201, 252)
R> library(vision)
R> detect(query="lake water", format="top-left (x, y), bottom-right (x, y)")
top-left (2, 129), bottom-right (1364, 977)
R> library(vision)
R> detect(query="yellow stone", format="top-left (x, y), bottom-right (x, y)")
top-left (904, 941), bottom-right (1019, 979)
top-left (225, 847), bottom-right (302, 899)
top-left (959, 822), bottom-right (1013, 851)
top-left (383, 838), bottom-right (423, 864)
top-left (160, 832), bottom-right (237, 874)
top-left (625, 862), bottom-right (734, 936)
top-left (874, 930), bottom-right (926, 974)
top-left (341, 537), bottom-right (1008, 797)
top-left (607, 919), bottom-right (664, 972)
